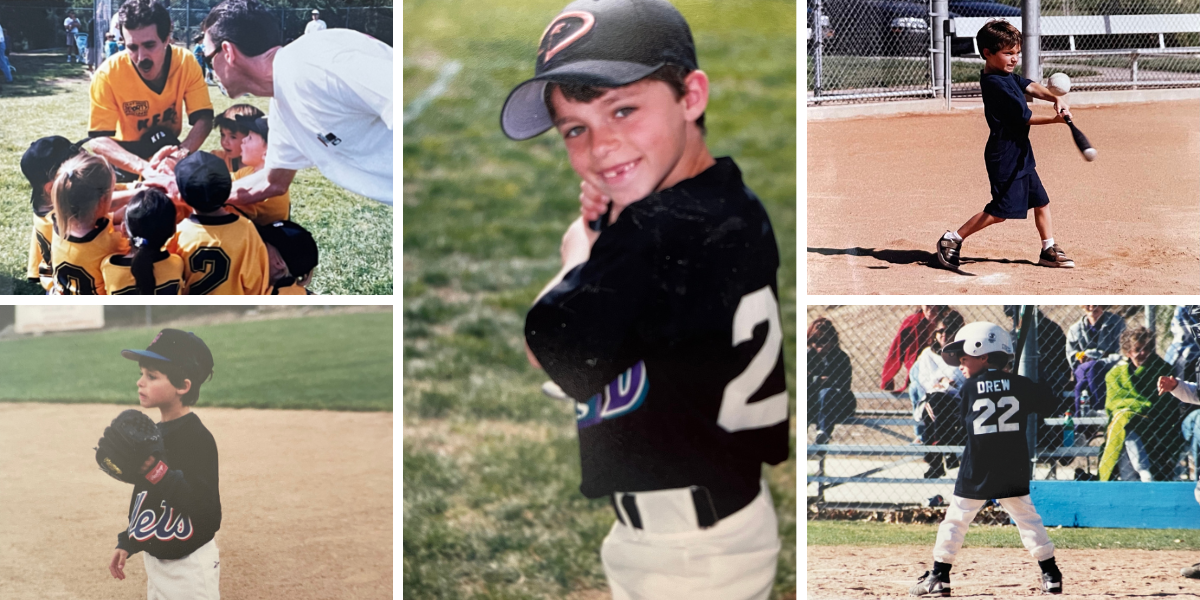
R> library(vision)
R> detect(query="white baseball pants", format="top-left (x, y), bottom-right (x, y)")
top-left (144, 538), bottom-right (220, 600)
top-left (933, 494), bottom-right (1054, 564)
top-left (600, 480), bottom-right (779, 600)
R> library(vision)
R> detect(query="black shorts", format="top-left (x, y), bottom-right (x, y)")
top-left (984, 170), bottom-right (1050, 220)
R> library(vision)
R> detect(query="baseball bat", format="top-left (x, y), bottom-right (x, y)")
top-left (1062, 114), bottom-right (1097, 162)
top-left (1012, 305), bottom-right (1033, 369)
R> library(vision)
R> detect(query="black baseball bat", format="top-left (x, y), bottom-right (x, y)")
top-left (1012, 305), bottom-right (1033, 370)
top-left (1062, 114), bottom-right (1097, 162)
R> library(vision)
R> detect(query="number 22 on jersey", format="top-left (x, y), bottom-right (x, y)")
top-left (718, 286), bottom-right (789, 433)
top-left (972, 396), bottom-right (1020, 434)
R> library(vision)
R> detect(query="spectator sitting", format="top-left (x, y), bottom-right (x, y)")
top-left (909, 311), bottom-right (966, 478)
top-left (808, 317), bottom-right (854, 446)
top-left (1101, 326), bottom-right (1183, 482)
top-left (1066, 305), bottom-right (1125, 371)
top-left (881, 305), bottom-right (948, 392)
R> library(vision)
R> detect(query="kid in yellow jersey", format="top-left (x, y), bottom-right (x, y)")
top-left (49, 154), bottom-right (129, 295)
top-left (174, 151), bottom-right (269, 294)
top-left (103, 188), bottom-right (184, 295)
top-left (228, 116), bottom-right (289, 225)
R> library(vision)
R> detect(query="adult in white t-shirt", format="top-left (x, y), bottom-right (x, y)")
top-left (201, 0), bottom-right (392, 205)
top-left (305, 10), bottom-right (327, 35)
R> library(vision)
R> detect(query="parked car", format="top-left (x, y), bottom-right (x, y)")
top-left (820, 0), bottom-right (939, 57)
top-left (946, 1), bottom-right (1021, 55)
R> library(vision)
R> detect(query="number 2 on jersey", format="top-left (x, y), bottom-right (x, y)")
top-left (718, 286), bottom-right (789, 433)
top-left (972, 396), bottom-right (1020, 434)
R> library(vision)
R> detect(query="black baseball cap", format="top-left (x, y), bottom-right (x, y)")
top-left (241, 116), bottom-right (269, 142)
top-left (175, 151), bottom-right (232, 212)
top-left (500, 0), bottom-right (698, 141)
top-left (121, 329), bottom-right (215, 382)
top-left (257, 220), bottom-right (318, 277)
top-left (20, 136), bottom-right (79, 208)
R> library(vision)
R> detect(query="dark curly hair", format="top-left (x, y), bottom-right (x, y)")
top-left (118, 0), bottom-right (173, 41)
top-left (808, 317), bottom-right (840, 350)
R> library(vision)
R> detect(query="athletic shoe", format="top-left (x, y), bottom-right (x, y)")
top-left (936, 232), bottom-right (961, 269)
top-left (923, 456), bottom-right (945, 479)
top-left (910, 570), bottom-right (951, 597)
top-left (1038, 244), bottom-right (1075, 268)
top-left (1041, 571), bottom-right (1063, 594)
top-left (1182, 563), bottom-right (1200, 578)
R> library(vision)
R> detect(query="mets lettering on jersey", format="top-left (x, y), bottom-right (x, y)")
top-left (128, 490), bottom-right (193, 542)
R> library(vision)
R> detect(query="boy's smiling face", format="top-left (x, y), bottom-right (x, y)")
top-left (550, 74), bottom-right (705, 206)
top-left (983, 43), bottom-right (1020, 74)
top-left (137, 365), bottom-right (189, 410)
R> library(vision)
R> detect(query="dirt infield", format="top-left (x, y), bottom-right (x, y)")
top-left (808, 545), bottom-right (1200, 598)
top-left (0, 403), bottom-right (392, 600)
top-left (807, 99), bottom-right (1200, 294)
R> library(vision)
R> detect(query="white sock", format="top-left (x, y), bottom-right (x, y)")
top-left (1042, 238), bottom-right (1055, 251)
top-left (944, 231), bottom-right (963, 243)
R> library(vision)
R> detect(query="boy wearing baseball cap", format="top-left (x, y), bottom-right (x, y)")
top-left (512, 2), bottom-right (788, 598)
top-left (910, 322), bottom-right (1063, 596)
top-left (20, 136), bottom-right (81, 291)
top-left (256, 219), bottom-right (318, 294)
top-left (174, 150), bottom-right (270, 294)
top-left (227, 116), bottom-right (291, 225)
top-left (106, 329), bottom-right (222, 599)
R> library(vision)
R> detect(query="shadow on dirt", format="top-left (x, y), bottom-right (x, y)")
top-left (807, 246), bottom-right (979, 276)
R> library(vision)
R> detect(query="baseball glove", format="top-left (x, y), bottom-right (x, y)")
top-left (95, 409), bottom-right (165, 484)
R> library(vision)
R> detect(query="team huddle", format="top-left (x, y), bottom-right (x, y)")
top-left (20, 0), bottom-right (393, 295)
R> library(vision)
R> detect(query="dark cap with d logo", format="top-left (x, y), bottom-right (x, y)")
top-left (500, 0), bottom-right (697, 141)
top-left (121, 329), bottom-right (214, 383)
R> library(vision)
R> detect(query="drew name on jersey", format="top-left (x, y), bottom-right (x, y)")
top-left (127, 490), bottom-right (193, 542)
top-left (976, 378), bottom-right (1012, 394)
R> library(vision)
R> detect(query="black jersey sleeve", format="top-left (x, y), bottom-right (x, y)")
top-left (526, 213), bottom-right (660, 402)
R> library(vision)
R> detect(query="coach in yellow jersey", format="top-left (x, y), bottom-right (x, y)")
top-left (87, 0), bottom-right (213, 181)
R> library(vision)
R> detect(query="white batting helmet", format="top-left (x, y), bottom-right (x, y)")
top-left (940, 321), bottom-right (1012, 366)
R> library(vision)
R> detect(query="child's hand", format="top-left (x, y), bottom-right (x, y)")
top-left (579, 180), bottom-right (610, 225)
top-left (109, 548), bottom-right (129, 580)
top-left (1158, 376), bottom-right (1179, 395)
top-left (1054, 100), bottom-right (1071, 123)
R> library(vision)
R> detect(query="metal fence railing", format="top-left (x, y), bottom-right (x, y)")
top-left (807, 305), bottom-right (1200, 516)
top-left (808, 0), bottom-right (1200, 104)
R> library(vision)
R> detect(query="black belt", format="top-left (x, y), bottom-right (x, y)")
top-left (611, 483), bottom-right (759, 530)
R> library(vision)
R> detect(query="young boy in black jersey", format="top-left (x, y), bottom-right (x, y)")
top-left (107, 329), bottom-right (222, 599)
top-left (910, 321), bottom-right (1063, 597)
top-left (508, 1), bottom-right (788, 598)
top-left (935, 20), bottom-right (1075, 271)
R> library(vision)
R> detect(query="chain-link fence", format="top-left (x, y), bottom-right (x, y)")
top-left (808, 0), bottom-right (1200, 103)
top-left (806, 305), bottom-right (1200, 517)
top-left (0, 2), bottom-right (391, 56)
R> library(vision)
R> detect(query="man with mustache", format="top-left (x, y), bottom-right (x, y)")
top-left (87, 0), bottom-right (213, 183)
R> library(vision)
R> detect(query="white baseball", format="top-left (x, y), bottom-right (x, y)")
top-left (1047, 72), bottom-right (1071, 96)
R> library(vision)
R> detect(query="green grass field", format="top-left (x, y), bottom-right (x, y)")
top-left (403, 0), bottom-right (796, 598)
top-left (0, 50), bottom-right (392, 295)
top-left (809, 520), bottom-right (1200, 550)
top-left (0, 311), bottom-right (393, 410)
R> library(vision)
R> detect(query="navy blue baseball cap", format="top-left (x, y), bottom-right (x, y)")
top-left (175, 151), bottom-right (232, 213)
top-left (122, 329), bottom-right (214, 382)
top-left (21, 136), bottom-right (80, 208)
top-left (256, 219), bottom-right (318, 277)
top-left (500, 0), bottom-right (698, 141)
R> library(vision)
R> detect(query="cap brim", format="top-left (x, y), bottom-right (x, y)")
top-left (121, 349), bottom-right (172, 363)
top-left (940, 340), bottom-right (966, 367)
top-left (500, 60), bottom-right (662, 141)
